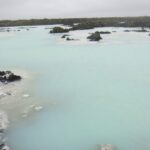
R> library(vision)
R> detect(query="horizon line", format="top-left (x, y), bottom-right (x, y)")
top-left (0, 16), bottom-right (150, 21)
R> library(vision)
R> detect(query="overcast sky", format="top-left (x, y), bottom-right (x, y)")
top-left (0, 0), bottom-right (150, 20)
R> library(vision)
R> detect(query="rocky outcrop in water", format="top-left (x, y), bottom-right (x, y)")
top-left (0, 71), bottom-right (21, 83)
top-left (50, 27), bottom-right (70, 33)
top-left (0, 71), bottom-right (22, 150)
top-left (66, 37), bottom-right (78, 41)
top-left (132, 29), bottom-right (149, 32)
top-left (99, 31), bottom-right (111, 34)
top-left (87, 32), bottom-right (102, 41)
top-left (61, 34), bottom-right (70, 38)
top-left (124, 29), bottom-right (149, 33)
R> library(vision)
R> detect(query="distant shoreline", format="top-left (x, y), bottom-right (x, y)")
top-left (0, 16), bottom-right (150, 28)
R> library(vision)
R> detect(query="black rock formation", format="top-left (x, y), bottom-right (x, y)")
top-left (87, 31), bottom-right (102, 41)
top-left (0, 71), bottom-right (21, 83)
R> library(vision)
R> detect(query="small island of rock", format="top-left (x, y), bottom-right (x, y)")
top-left (0, 71), bottom-right (21, 83)
top-left (87, 31), bottom-right (102, 41)
top-left (50, 27), bottom-right (70, 33)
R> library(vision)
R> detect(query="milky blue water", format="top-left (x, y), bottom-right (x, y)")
top-left (1, 26), bottom-right (150, 150)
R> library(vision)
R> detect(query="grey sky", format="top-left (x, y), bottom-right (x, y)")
top-left (0, 0), bottom-right (150, 20)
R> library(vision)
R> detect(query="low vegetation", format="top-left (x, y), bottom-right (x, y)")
top-left (0, 17), bottom-right (150, 28)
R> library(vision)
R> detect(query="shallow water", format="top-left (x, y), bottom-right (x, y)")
top-left (0, 26), bottom-right (150, 150)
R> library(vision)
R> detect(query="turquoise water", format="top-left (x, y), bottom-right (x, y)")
top-left (1, 26), bottom-right (150, 150)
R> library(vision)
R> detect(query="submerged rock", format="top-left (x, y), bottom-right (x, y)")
top-left (132, 29), bottom-right (149, 32)
top-left (61, 34), bottom-right (70, 38)
top-left (50, 27), bottom-right (69, 33)
top-left (66, 37), bottom-right (75, 41)
top-left (0, 71), bottom-right (21, 83)
top-left (124, 30), bottom-right (131, 32)
top-left (87, 31), bottom-right (102, 41)
top-left (66, 37), bottom-right (79, 41)
top-left (99, 31), bottom-right (111, 34)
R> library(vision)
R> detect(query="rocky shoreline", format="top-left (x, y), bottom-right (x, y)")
top-left (0, 111), bottom-right (9, 150)
top-left (0, 71), bottom-right (21, 83)
top-left (0, 71), bottom-right (22, 150)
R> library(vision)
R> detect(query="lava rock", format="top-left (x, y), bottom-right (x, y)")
top-left (132, 29), bottom-right (148, 32)
top-left (66, 37), bottom-right (74, 41)
top-left (50, 27), bottom-right (69, 33)
top-left (61, 34), bottom-right (70, 38)
top-left (99, 31), bottom-right (111, 34)
top-left (0, 71), bottom-right (21, 83)
top-left (87, 31), bottom-right (102, 41)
